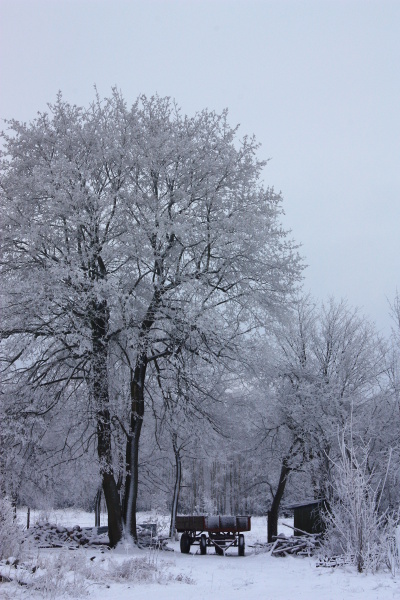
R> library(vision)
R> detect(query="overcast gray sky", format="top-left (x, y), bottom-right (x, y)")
top-left (1, 0), bottom-right (399, 334)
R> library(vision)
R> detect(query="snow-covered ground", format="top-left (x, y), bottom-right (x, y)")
top-left (3, 509), bottom-right (399, 599)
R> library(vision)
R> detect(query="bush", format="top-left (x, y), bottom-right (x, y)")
top-left (0, 497), bottom-right (24, 561)
top-left (320, 438), bottom-right (399, 573)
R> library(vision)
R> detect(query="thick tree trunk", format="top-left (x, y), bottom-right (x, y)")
top-left (96, 401), bottom-right (123, 546)
top-left (92, 301), bottom-right (123, 547)
top-left (101, 470), bottom-right (123, 547)
top-left (268, 458), bottom-right (291, 543)
top-left (169, 433), bottom-right (182, 538)
top-left (123, 357), bottom-right (147, 540)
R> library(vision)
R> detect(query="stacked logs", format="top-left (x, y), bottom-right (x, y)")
top-left (251, 523), bottom-right (321, 557)
top-left (25, 523), bottom-right (109, 549)
top-left (269, 532), bottom-right (320, 556)
top-left (24, 522), bottom-right (169, 550)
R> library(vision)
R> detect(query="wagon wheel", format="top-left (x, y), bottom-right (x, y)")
top-left (200, 534), bottom-right (207, 555)
top-left (238, 534), bottom-right (245, 556)
top-left (180, 532), bottom-right (191, 554)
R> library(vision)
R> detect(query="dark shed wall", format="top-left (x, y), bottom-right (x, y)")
top-left (293, 501), bottom-right (326, 535)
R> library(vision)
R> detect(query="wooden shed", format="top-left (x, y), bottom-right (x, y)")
top-left (286, 499), bottom-right (326, 536)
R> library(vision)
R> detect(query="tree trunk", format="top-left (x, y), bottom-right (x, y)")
top-left (123, 357), bottom-right (147, 539)
top-left (169, 433), bottom-right (182, 538)
top-left (268, 458), bottom-right (291, 543)
top-left (96, 401), bottom-right (122, 546)
top-left (101, 471), bottom-right (123, 547)
top-left (95, 488), bottom-right (102, 527)
top-left (11, 494), bottom-right (17, 520)
top-left (92, 301), bottom-right (122, 547)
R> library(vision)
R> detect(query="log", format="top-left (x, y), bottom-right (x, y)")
top-left (281, 522), bottom-right (320, 537)
top-left (268, 538), bottom-right (280, 556)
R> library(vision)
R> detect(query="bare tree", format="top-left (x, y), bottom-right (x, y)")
top-left (253, 297), bottom-right (387, 536)
top-left (321, 433), bottom-right (396, 573)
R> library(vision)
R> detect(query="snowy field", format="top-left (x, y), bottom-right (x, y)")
top-left (1, 509), bottom-right (399, 599)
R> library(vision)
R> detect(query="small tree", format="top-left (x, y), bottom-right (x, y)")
top-left (0, 496), bottom-right (25, 560)
top-left (321, 434), bottom-right (397, 573)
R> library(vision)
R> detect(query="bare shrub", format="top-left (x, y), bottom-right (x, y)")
top-left (320, 436), bottom-right (399, 573)
top-left (0, 497), bottom-right (25, 560)
top-left (385, 518), bottom-right (400, 577)
top-left (1, 547), bottom-right (193, 598)
top-left (100, 551), bottom-right (193, 585)
top-left (33, 550), bottom-right (89, 598)
top-left (106, 556), bottom-right (159, 583)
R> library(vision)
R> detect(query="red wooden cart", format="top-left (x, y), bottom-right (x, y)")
top-left (175, 515), bottom-right (251, 556)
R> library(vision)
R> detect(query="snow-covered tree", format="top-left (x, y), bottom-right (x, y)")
top-left (254, 297), bottom-right (388, 538)
top-left (0, 91), bottom-right (302, 545)
top-left (320, 434), bottom-right (398, 573)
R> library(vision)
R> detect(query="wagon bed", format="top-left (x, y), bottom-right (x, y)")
top-left (176, 515), bottom-right (251, 556)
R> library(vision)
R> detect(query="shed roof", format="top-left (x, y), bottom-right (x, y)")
top-left (285, 498), bottom-right (326, 510)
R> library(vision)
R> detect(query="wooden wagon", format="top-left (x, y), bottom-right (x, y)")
top-left (175, 515), bottom-right (251, 556)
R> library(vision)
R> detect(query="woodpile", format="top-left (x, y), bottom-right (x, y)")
top-left (252, 533), bottom-right (320, 556)
top-left (250, 523), bottom-right (321, 557)
top-left (271, 533), bottom-right (320, 556)
top-left (24, 522), bottom-right (170, 550)
top-left (25, 523), bottom-right (110, 550)
top-left (136, 526), bottom-right (170, 550)
top-left (316, 555), bottom-right (354, 568)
